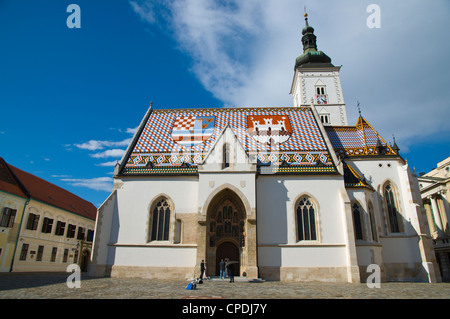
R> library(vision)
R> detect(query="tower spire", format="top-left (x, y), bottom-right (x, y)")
top-left (295, 12), bottom-right (333, 69)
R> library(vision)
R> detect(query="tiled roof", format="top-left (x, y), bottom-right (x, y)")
top-left (0, 157), bottom-right (28, 199)
top-left (325, 116), bottom-right (397, 157)
top-left (0, 158), bottom-right (96, 220)
top-left (122, 107), bottom-right (337, 174)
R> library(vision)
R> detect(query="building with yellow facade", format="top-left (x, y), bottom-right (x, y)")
top-left (0, 157), bottom-right (97, 272)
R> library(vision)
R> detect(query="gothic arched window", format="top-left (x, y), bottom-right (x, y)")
top-left (384, 183), bottom-right (401, 233)
top-left (150, 198), bottom-right (171, 241)
top-left (352, 202), bottom-right (364, 240)
top-left (368, 202), bottom-right (378, 242)
top-left (296, 196), bottom-right (317, 241)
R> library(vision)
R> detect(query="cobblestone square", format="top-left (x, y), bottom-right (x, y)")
top-left (0, 273), bottom-right (449, 299)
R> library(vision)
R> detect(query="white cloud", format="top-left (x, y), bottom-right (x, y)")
top-left (52, 174), bottom-right (72, 178)
top-left (130, 0), bottom-right (450, 152)
top-left (75, 138), bottom-right (132, 151)
top-left (96, 161), bottom-right (119, 167)
top-left (90, 149), bottom-right (126, 159)
top-left (61, 177), bottom-right (113, 192)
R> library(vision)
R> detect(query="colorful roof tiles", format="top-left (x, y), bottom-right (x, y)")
top-left (325, 116), bottom-right (397, 157)
top-left (121, 107), bottom-right (337, 175)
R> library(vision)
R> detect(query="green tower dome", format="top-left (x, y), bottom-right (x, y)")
top-left (295, 13), bottom-right (334, 69)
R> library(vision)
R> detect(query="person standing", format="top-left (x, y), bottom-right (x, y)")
top-left (226, 258), bottom-right (234, 283)
top-left (219, 259), bottom-right (225, 279)
top-left (200, 260), bottom-right (206, 280)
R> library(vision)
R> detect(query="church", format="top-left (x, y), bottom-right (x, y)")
top-left (89, 14), bottom-right (440, 283)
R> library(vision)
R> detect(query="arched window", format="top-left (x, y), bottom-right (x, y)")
top-left (352, 202), bottom-right (364, 240)
top-left (150, 198), bottom-right (171, 241)
top-left (296, 196), bottom-right (317, 241)
top-left (384, 183), bottom-right (401, 233)
top-left (368, 202), bottom-right (378, 242)
top-left (223, 144), bottom-right (230, 169)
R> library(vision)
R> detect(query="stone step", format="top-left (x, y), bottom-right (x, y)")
top-left (189, 276), bottom-right (265, 283)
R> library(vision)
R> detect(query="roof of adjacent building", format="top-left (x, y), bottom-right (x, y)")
top-left (0, 157), bottom-right (28, 199)
top-left (120, 106), bottom-right (338, 175)
top-left (0, 157), bottom-right (97, 220)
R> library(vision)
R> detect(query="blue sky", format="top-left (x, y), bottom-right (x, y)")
top-left (1, 0), bottom-right (449, 207)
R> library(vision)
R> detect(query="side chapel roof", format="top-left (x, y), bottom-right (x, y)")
top-left (325, 116), bottom-right (399, 158)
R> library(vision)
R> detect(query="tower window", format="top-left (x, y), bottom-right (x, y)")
top-left (320, 114), bottom-right (330, 125)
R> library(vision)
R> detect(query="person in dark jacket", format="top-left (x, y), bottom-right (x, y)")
top-left (226, 258), bottom-right (234, 283)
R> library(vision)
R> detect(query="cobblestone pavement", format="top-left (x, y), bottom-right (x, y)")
top-left (0, 272), bottom-right (449, 299)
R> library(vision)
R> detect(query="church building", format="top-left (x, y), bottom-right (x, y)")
top-left (89, 14), bottom-right (440, 283)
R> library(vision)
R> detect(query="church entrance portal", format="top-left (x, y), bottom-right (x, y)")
top-left (215, 242), bottom-right (240, 276)
top-left (205, 190), bottom-right (245, 277)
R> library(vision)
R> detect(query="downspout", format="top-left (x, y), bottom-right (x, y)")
top-left (9, 199), bottom-right (30, 272)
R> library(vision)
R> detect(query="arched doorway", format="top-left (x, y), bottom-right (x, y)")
top-left (216, 242), bottom-right (240, 276)
top-left (205, 190), bottom-right (245, 277)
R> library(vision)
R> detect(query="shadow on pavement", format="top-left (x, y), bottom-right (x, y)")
top-left (0, 272), bottom-right (94, 291)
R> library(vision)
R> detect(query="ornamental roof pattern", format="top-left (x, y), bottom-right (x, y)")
top-left (325, 116), bottom-right (397, 157)
top-left (122, 107), bottom-right (337, 175)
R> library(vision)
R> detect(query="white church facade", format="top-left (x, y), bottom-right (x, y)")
top-left (89, 14), bottom-right (440, 283)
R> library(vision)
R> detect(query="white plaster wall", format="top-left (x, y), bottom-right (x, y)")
top-left (349, 159), bottom-right (425, 265)
top-left (256, 175), bottom-right (348, 268)
top-left (379, 237), bottom-right (422, 263)
top-left (112, 246), bottom-right (197, 267)
top-left (113, 176), bottom-right (198, 245)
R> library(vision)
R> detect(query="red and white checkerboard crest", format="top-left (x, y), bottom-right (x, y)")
top-left (172, 115), bottom-right (215, 147)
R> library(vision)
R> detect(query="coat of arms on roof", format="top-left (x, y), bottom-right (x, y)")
top-left (247, 115), bottom-right (292, 146)
top-left (171, 115), bottom-right (215, 148)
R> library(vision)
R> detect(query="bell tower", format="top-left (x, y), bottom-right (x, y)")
top-left (290, 13), bottom-right (348, 126)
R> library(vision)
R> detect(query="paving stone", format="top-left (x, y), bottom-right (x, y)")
top-left (0, 273), bottom-right (449, 299)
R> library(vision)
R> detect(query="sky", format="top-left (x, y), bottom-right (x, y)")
top-left (0, 0), bottom-right (449, 207)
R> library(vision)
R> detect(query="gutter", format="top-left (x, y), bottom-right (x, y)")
top-left (9, 199), bottom-right (30, 272)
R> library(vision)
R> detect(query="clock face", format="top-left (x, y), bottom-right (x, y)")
top-left (316, 95), bottom-right (327, 104)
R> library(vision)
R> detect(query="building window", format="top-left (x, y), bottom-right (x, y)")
top-left (63, 249), bottom-right (69, 263)
top-left (0, 208), bottom-right (17, 228)
top-left (55, 221), bottom-right (66, 236)
top-left (36, 246), bottom-right (44, 262)
top-left (150, 198), bottom-right (171, 241)
top-left (67, 224), bottom-right (76, 238)
top-left (51, 247), bottom-right (57, 262)
top-left (352, 202), bottom-right (364, 240)
top-left (87, 229), bottom-right (94, 242)
top-left (77, 227), bottom-right (86, 240)
top-left (26, 213), bottom-right (40, 230)
top-left (41, 217), bottom-right (54, 233)
top-left (19, 243), bottom-right (29, 261)
top-left (384, 183), bottom-right (401, 233)
top-left (296, 196), bottom-right (317, 241)
top-left (368, 203), bottom-right (378, 242)
top-left (320, 114), bottom-right (330, 125)
top-left (223, 144), bottom-right (230, 169)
